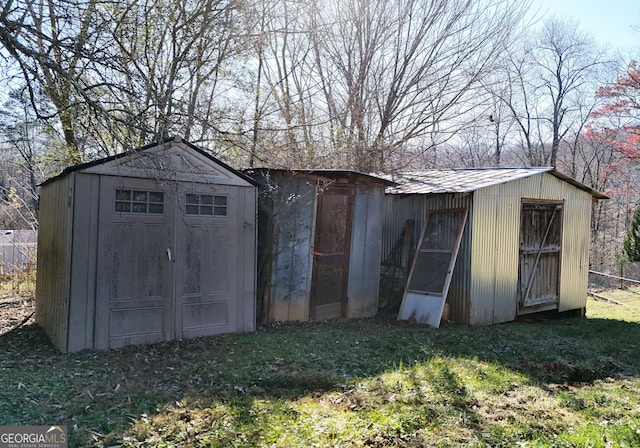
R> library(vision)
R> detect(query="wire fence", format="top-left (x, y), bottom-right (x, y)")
top-left (588, 263), bottom-right (640, 290)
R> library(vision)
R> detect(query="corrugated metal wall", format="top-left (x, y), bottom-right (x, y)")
top-left (471, 172), bottom-right (593, 324)
top-left (347, 183), bottom-right (385, 318)
top-left (35, 173), bottom-right (74, 352)
top-left (383, 171), bottom-right (594, 326)
top-left (264, 175), bottom-right (317, 322)
top-left (381, 193), bottom-right (473, 323)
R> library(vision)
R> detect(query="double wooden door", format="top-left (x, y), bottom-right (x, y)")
top-left (518, 201), bottom-right (563, 314)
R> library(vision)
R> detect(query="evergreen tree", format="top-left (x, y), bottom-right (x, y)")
top-left (622, 199), bottom-right (640, 262)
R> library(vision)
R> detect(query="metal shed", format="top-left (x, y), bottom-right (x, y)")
top-left (35, 137), bottom-right (258, 352)
top-left (381, 168), bottom-right (608, 326)
top-left (246, 169), bottom-right (393, 322)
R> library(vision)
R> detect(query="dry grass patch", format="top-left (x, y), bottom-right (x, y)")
top-left (1, 295), bottom-right (640, 446)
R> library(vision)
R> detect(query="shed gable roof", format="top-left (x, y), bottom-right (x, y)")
top-left (42, 136), bottom-right (258, 187)
top-left (382, 167), bottom-right (608, 199)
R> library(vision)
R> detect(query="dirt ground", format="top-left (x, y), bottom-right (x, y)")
top-left (0, 297), bottom-right (34, 335)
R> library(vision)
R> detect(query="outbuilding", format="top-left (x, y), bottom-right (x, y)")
top-left (35, 137), bottom-right (258, 351)
top-left (380, 168), bottom-right (607, 326)
top-left (247, 169), bottom-right (393, 322)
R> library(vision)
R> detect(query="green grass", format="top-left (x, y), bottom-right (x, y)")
top-left (1, 295), bottom-right (640, 447)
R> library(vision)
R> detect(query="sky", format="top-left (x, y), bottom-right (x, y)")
top-left (534, 0), bottom-right (640, 54)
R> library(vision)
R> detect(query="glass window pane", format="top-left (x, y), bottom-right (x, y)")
top-left (186, 205), bottom-right (199, 215)
top-left (133, 191), bottom-right (147, 202)
top-left (200, 195), bottom-right (213, 205)
top-left (116, 189), bottom-right (131, 200)
top-left (186, 194), bottom-right (198, 204)
top-left (148, 203), bottom-right (164, 214)
top-left (132, 203), bottom-right (147, 213)
top-left (214, 196), bottom-right (227, 206)
top-left (115, 202), bottom-right (130, 212)
top-left (214, 206), bottom-right (227, 216)
top-left (200, 206), bottom-right (213, 215)
top-left (149, 192), bottom-right (164, 203)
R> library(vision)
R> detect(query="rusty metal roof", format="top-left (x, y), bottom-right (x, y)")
top-left (381, 167), bottom-right (608, 199)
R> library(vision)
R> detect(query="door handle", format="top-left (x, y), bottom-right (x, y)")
top-left (167, 248), bottom-right (173, 262)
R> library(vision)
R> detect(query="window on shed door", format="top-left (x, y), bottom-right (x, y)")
top-left (115, 189), bottom-right (164, 214)
top-left (185, 194), bottom-right (227, 216)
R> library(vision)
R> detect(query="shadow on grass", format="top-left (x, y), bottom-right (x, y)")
top-left (1, 314), bottom-right (639, 446)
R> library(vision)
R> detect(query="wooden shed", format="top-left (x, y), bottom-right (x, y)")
top-left (380, 168), bottom-right (607, 326)
top-left (246, 169), bottom-right (393, 322)
top-left (35, 137), bottom-right (258, 352)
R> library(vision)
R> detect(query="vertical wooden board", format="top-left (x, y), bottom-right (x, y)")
top-left (348, 186), bottom-right (383, 318)
top-left (269, 177), bottom-right (315, 321)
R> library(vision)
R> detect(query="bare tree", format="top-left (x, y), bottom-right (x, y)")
top-left (305, 0), bottom-right (530, 171)
top-left (0, 0), bottom-right (110, 163)
top-left (241, 0), bottom-right (530, 171)
top-left (496, 18), bottom-right (606, 168)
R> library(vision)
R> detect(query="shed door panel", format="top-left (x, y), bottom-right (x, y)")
top-left (96, 178), bottom-right (173, 349)
top-left (518, 202), bottom-right (562, 314)
top-left (310, 185), bottom-right (354, 320)
top-left (175, 185), bottom-right (238, 338)
top-left (398, 208), bottom-right (468, 327)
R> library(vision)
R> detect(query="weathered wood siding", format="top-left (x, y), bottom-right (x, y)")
top-left (35, 173), bottom-right (74, 351)
top-left (470, 172), bottom-right (593, 325)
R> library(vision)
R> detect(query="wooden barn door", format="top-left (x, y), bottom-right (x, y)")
top-left (95, 177), bottom-right (174, 349)
top-left (518, 201), bottom-right (563, 314)
top-left (174, 184), bottom-right (238, 339)
top-left (310, 184), bottom-right (354, 320)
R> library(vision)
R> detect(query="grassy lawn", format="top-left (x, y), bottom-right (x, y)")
top-left (1, 293), bottom-right (640, 447)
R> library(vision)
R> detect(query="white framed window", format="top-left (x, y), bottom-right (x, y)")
top-left (185, 194), bottom-right (227, 216)
top-left (115, 189), bottom-right (164, 214)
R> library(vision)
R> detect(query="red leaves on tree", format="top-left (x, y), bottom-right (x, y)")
top-left (590, 60), bottom-right (640, 159)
